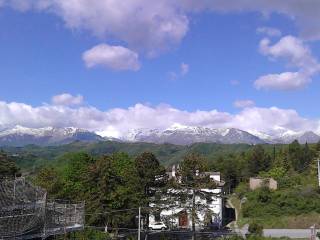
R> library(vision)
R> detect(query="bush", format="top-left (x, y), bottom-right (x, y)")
top-left (248, 222), bottom-right (263, 236)
top-left (242, 186), bottom-right (320, 219)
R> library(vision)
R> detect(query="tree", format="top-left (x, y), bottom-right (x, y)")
top-left (248, 145), bottom-right (271, 176)
top-left (302, 143), bottom-right (313, 170)
top-left (219, 157), bottom-right (239, 190)
top-left (0, 151), bottom-right (20, 179)
top-left (135, 152), bottom-right (166, 195)
top-left (171, 153), bottom-right (219, 240)
top-left (316, 140), bottom-right (320, 152)
top-left (63, 152), bottom-right (94, 200)
top-left (34, 167), bottom-right (64, 199)
top-left (288, 140), bottom-right (304, 171)
top-left (135, 152), bottom-right (167, 227)
top-left (84, 153), bottom-right (144, 230)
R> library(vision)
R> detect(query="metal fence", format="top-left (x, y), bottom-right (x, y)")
top-left (0, 178), bottom-right (84, 239)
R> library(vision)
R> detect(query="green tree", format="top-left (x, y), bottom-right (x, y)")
top-left (135, 152), bottom-right (167, 226)
top-left (302, 143), bottom-right (313, 170)
top-left (288, 140), bottom-right (304, 171)
top-left (0, 151), bottom-right (20, 179)
top-left (316, 140), bottom-right (320, 152)
top-left (248, 145), bottom-right (271, 176)
top-left (135, 152), bottom-right (166, 195)
top-left (63, 152), bottom-right (93, 200)
top-left (84, 153), bottom-right (144, 229)
top-left (173, 153), bottom-right (219, 240)
top-left (34, 167), bottom-right (64, 199)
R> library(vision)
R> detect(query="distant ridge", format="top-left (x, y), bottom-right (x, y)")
top-left (0, 125), bottom-right (319, 146)
top-left (0, 126), bottom-right (104, 146)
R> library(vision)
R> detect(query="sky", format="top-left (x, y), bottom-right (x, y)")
top-left (1, 0), bottom-right (320, 138)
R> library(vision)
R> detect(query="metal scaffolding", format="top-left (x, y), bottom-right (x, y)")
top-left (0, 178), bottom-right (84, 239)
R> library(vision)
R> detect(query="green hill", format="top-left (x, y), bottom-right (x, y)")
top-left (2, 141), bottom-right (254, 171)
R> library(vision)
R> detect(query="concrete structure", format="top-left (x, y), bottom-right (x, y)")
top-left (249, 177), bottom-right (278, 190)
top-left (149, 166), bottom-right (225, 230)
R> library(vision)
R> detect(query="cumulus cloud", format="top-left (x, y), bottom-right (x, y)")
top-left (0, 99), bottom-right (319, 138)
top-left (3, 0), bottom-right (320, 55)
top-left (82, 44), bottom-right (140, 71)
top-left (257, 27), bottom-right (282, 37)
top-left (255, 35), bottom-right (320, 90)
top-left (234, 100), bottom-right (255, 108)
top-left (254, 72), bottom-right (311, 91)
top-left (2, 0), bottom-right (189, 56)
top-left (52, 93), bottom-right (84, 106)
top-left (259, 36), bottom-right (319, 73)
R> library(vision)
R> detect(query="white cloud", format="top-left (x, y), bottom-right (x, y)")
top-left (185, 0), bottom-right (320, 41)
top-left (82, 44), bottom-right (140, 71)
top-left (259, 36), bottom-right (319, 73)
top-left (2, 0), bottom-right (189, 56)
top-left (254, 72), bottom-right (311, 91)
top-left (0, 99), bottom-right (319, 138)
top-left (181, 63), bottom-right (189, 76)
top-left (52, 93), bottom-right (84, 106)
top-left (257, 27), bottom-right (282, 37)
top-left (3, 0), bottom-right (320, 55)
top-left (255, 35), bottom-right (320, 90)
top-left (234, 100), bottom-right (255, 108)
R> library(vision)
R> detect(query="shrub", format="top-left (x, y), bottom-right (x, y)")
top-left (235, 182), bottom-right (249, 199)
top-left (248, 222), bottom-right (263, 236)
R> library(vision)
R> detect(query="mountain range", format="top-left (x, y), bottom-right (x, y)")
top-left (0, 125), bottom-right (319, 146)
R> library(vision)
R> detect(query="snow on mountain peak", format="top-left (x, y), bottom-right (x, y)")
top-left (0, 125), bottom-right (319, 146)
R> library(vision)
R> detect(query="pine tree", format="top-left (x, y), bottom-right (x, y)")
top-left (288, 140), bottom-right (303, 171)
top-left (248, 145), bottom-right (271, 176)
top-left (167, 153), bottom-right (220, 240)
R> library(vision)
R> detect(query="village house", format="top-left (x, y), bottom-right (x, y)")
top-left (148, 165), bottom-right (225, 230)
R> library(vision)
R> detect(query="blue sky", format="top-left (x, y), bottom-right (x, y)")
top-left (0, 1), bottom-right (320, 137)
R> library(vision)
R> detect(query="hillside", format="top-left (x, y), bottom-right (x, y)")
top-left (2, 141), bottom-right (254, 170)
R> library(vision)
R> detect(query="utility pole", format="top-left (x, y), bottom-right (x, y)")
top-left (317, 159), bottom-right (320, 188)
top-left (192, 189), bottom-right (196, 240)
top-left (138, 207), bottom-right (141, 240)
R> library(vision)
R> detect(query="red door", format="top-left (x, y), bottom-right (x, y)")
top-left (179, 211), bottom-right (188, 228)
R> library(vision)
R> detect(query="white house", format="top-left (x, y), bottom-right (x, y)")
top-left (149, 165), bottom-right (225, 230)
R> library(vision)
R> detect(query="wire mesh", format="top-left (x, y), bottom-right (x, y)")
top-left (0, 178), bottom-right (85, 239)
top-left (0, 178), bottom-right (46, 238)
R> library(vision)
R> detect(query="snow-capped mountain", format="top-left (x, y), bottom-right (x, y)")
top-left (0, 125), bottom-right (104, 146)
top-left (271, 131), bottom-right (320, 144)
top-left (0, 125), bottom-right (319, 146)
top-left (124, 126), bottom-right (266, 145)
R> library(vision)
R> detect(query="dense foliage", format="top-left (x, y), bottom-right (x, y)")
top-left (2, 139), bottom-right (320, 231)
top-left (34, 151), bottom-right (166, 230)
top-left (0, 151), bottom-right (20, 178)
